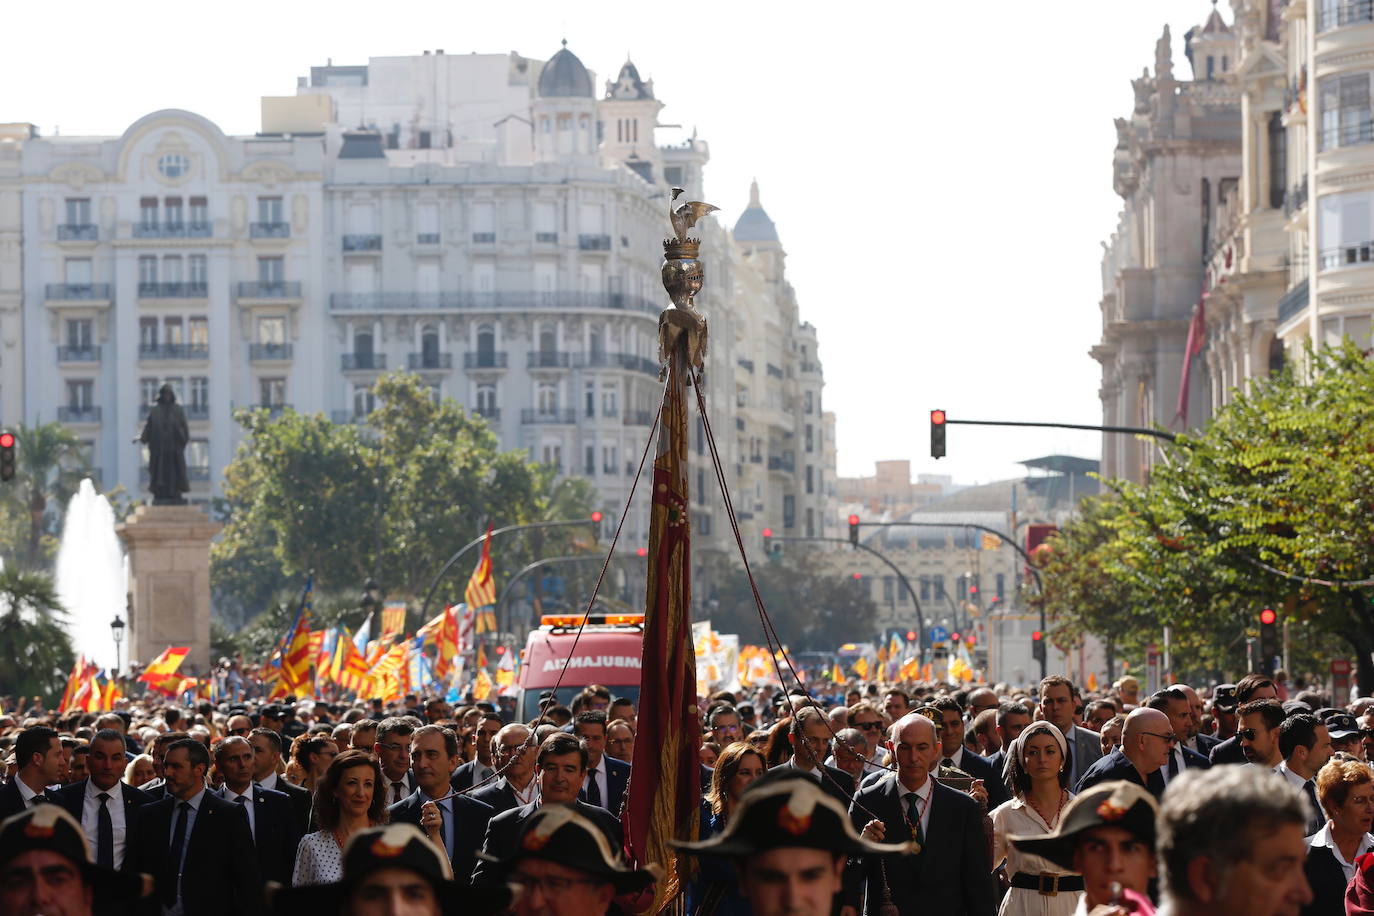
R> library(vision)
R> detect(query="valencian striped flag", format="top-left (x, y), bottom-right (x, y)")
top-left (623, 321), bottom-right (701, 913)
top-left (278, 575), bottom-right (316, 695)
top-left (465, 524), bottom-right (498, 634)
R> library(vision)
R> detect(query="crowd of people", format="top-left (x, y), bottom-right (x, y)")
top-left (0, 670), bottom-right (1369, 916)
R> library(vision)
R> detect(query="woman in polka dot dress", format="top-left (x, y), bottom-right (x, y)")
top-left (292, 750), bottom-right (389, 885)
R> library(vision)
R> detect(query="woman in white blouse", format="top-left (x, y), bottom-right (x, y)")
top-left (990, 720), bottom-right (1081, 916)
top-left (292, 749), bottom-right (388, 886)
top-left (1303, 756), bottom-right (1374, 916)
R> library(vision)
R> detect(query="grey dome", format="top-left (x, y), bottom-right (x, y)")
top-left (732, 180), bottom-right (779, 243)
top-left (538, 42), bottom-right (593, 98)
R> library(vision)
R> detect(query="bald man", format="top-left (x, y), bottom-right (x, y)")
top-left (1074, 708), bottom-right (1171, 800)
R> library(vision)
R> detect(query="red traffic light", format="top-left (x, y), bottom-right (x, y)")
top-left (1031, 630), bottom-right (1043, 641)
top-left (930, 409), bottom-right (946, 426)
top-left (847, 514), bottom-right (859, 526)
top-left (1259, 608), bottom-right (1277, 625)
top-left (762, 527), bottom-right (773, 538)
top-left (636, 547), bottom-right (647, 557)
top-left (0, 433), bottom-right (13, 449)
top-left (951, 632), bottom-right (960, 642)
top-left (590, 511), bottom-right (603, 523)
top-left (852, 572), bottom-right (862, 580)
top-left (495, 645), bottom-right (506, 655)
top-left (969, 585), bottom-right (978, 595)
top-left (906, 630), bottom-right (916, 641)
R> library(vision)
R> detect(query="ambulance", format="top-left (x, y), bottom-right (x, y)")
top-left (514, 613), bottom-right (645, 721)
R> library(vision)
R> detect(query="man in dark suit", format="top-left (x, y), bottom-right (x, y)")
top-left (1040, 677), bottom-right (1103, 789)
top-left (388, 725), bottom-right (494, 886)
top-left (1177, 685), bottom-right (1222, 758)
top-left (1208, 674), bottom-right (1278, 766)
top-left (1277, 713), bottom-right (1334, 836)
top-left (50, 729), bottom-right (152, 872)
top-left (573, 710), bottom-right (631, 816)
top-left (1147, 689), bottom-right (1211, 788)
top-left (214, 735), bottom-right (300, 885)
top-left (452, 714), bottom-right (504, 792)
top-left (469, 724), bottom-right (540, 815)
top-left (770, 705), bottom-right (856, 808)
top-left (845, 713), bottom-right (995, 916)
top-left (930, 697), bottom-right (1008, 810)
top-left (0, 725), bottom-right (62, 819)
top-left (124, 737), bottom-right (263, 915)
top-left (471, 732), bottom-right (621, 886)
top-left (248, 727), bottom-right (311, 833)
top-left (1076, 708), bottom-right (1170, 800)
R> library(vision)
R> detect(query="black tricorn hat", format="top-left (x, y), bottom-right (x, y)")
top-left (477, 804), bottom-right (658, 894)
top-left (0, 804), bottom-right (152, 902)
top-left (270, 823), bottom-right (513, 916)
top-left (1009, 781), bottom-right (1158, 873)
top-left (672, 775), bottom-right (914, 860)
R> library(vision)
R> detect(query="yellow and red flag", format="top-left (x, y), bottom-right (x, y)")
top-left (465, 525), bottom-right (498, 633)
top-left (139, 646), bottom-right (189, 682)
top-left (380, 602), bottom-right (407, 642)
top-left (495, 648), bottom-right (515, 688)
top-left (622, 319), bottom-right (701, 913)
top-left (472, 668), bottom-right (494, 701)
top-left (476, 642), bottom-right (489, 671)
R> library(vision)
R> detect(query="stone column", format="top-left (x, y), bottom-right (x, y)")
top-left (116, 504), bottom-right (222, 676)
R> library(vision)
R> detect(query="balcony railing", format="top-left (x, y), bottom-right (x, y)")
top-left (236, 281), bottom-right (301, 299)
top-left (416, 232), bottom-right (440, 244)
top-left (571, 352), bottom-right (660, 375)
top-left (342, 234), bottom-right (382, 251)
top-left (138, 344), bottom-right (209, 360)
top-left (464, 352), bottom-right (508, 370)
top-left (520, 408), bottom-right (576, 424)
top-left (535, 232), bottom-right (558, 243)
top-left (138, 282), bottom-right (208, 299)
top-left (1320, 121), bottom-right (1374, 152)
top-left (57, 406), bottom-right (101, 422)
top-left (134, 222), bottom-right (212, 238)
top-left (768, 456), bottom-right (795, 473)
top-left (57, 224), bottom-right (98, 241)
top-left (766, 363), bottom-right (785, 380)
top-left (250, 343), bottom-right (294, 361)
top-left (578, 234), bottom-right (611, 251)
top-left (748, 454), bottom-right (763, 464)
top-left (342, 353), bottom-right (387, 371)
top-left (57, 346), bottom-right (100, 362)
top-left (473, 406), bottom-right (501, 420)
top-left (472, 232), bottom-right (496, 243)
top-left (139, 401), bottom-right (209, 420)
top-left (46, 283), bottom-right (111, 300)
top-left (250, 222), bottom-right (291, 239)
top-left (327, 290), bottom-right (662, 316)
top-left (407, 352), bottom-right (453, 370)
top-left (1319, 241), bottom-right (1374, 271)
top-left (1285, 178), bottom-right (1309, 218)
top-left (527, 351), bottom-right (571, 369)
top-left (1318, 0), bottom-right (1374, 31)
top-left (800, 361), bottom-right (821, 374)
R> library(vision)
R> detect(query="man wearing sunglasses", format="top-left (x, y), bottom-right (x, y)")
top-left (1208, 674), bottom-right (1278, 765)
top-left (1075, 707), bottom-right (1169, 800)
top-left (1238, 698), bottom-right (1286, 769)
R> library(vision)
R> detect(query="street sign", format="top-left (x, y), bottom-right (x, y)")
top-left (929, 625), bottom-right (950, 644)
top-left (1333, 659), bottom-right (1353, 699)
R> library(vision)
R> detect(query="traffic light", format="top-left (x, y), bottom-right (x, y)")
top-left (0, 432), bottom-right (13, 482)
top-left (762, 527), bottom-right (780, 560)
top-left (851, 572), bottom-right (862, 581)
top-left (1259, 608), bottom-right (1279, 674)
top-left (930, 409), bottom-right (946, 459)
top-left (1031, 629), bottom-right (1046, 664)
top-left (590, 510), bottom-right (603, 541)
top-left (950, 631), bottom-right (960, 643)
top-left (905, 630), bottom-right (916, 642)
top-left (848, 514), bottom-right (860, 547)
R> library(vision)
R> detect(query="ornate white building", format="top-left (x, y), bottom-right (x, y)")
top-left (5, 43), bottom-right (827, 561)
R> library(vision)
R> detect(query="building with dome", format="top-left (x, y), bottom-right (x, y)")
top-left (2, 41), bottom-right (829, 617)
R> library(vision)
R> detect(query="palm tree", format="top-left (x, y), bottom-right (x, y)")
top-left (7, 422), bottom-right (91, 569)
top-left (0, 567), bottom-right (74, 703)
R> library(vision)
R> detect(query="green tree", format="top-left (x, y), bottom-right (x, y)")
top-left (3, 422), bottom-right (91, 569)
top-left (0, 568), bottom-right (74, 702)
top-left (704, 551), bottom-right (878, 650)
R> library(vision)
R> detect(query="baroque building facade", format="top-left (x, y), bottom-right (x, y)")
top-left (5, 43), bottom-right (827, 560)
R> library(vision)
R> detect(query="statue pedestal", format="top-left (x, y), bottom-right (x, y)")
top-left (116, 504), bottom-right (222, 676)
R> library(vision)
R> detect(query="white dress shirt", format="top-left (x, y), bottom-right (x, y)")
top-left (381, 771), bottom-right (415, 804)
top-left (898, 775), bottom-right (934, 839)
top-left (15, 777), bottom-right (46, 808)
top-left (82, 780), bottom-right (128, 867)
top-left (942, 746), bottom-right (967, 769)
top-left (1307, 822), bottom-right (1374, 883)
top-left (583, 758), bottom-right (608, 806)
top-left (220, 784), bottom-right (256, 840)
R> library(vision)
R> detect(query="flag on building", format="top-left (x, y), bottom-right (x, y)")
top-left (980, 532), bottom-right (1002, 550)
top-left (622, 327), bottom-right (701, 914)
top-left (1176, 296), bottom-right (1208, 423)
top-left (465, 525), bottom-right (498, 634)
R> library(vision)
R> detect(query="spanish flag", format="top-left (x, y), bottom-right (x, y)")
top-left (139, 647), bottom-right (190, 683)
top-left (465, 525), bottom-right (498, 633)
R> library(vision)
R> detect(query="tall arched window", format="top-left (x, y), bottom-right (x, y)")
top-left (476, 324), bottom-right (496, 367)
top-left (421, 324), bottom-right (440, 367)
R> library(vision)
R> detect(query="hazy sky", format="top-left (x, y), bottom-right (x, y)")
top-left (5, 0), bottom-right (1218, 485)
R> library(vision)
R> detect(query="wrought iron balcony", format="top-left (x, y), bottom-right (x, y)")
top-left (326, 290), bottom-right (662, 316)
top-left (1279, 278), bottom-right (1311, 325)
top-left (57, 406), bottom-right (101, 422)
top-left (407, 352), bottom-right (452, 370)
top-left (768, 456), bottom-right (795, 473)
top-left (250, 343), bottom-right (294, 361)
top-left (46, 283), bottom-right (111, 300)
top-left (342, 353), bottom-right (386, 371)
top-left (571, 352), bottom-right (660, 375)
top-left (1285, 179), bottom-right (1309, 218)
top-left (535, 232), bottom-right (558, 243)
top-left (56, 346), bottom-right (101, 363)
top-left (520, 408), bottom-right (576, 424)
top-left (472, 232), bottom-right (496, 243)
top-left (57, 224), bottom-right (98, 241)
top-left (578, 234), bottom-right (611, 251)
top-left (138, 344), bottom-right (209, 360)
top-left (1318, 0), bottom-right (1374, 31)
top-left (527, 351), bottom-right (570, 369)
top-left (1319, 241), bottom-right (1374, 271)
top-left (236, 281), bottom-right (301, 299)
top-left (464, 352), bottom-right (508, 370)
top-left (139, 401), bottom-right (209, 420)
top-left (473, 405), bottom-right (501, 420)
top-left (416, 232), bottom-right (440, 244)
top-left (250, 222), bottom-right (291, 239)
top-left (134, 222), bottom-right (212, 238)
top-left (800, 361), bottom-right (821, 374)
top-left (138, 282), bottom-right (208, 299)
top-left (342, 234), bottom-right (382, 252)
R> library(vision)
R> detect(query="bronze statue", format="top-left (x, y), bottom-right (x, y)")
top-left (138, 384), bottom-right (189, 504)
top-left (659, 187), bottom-right (717, 381)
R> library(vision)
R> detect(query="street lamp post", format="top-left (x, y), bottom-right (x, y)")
top-left (110, 614), bottom-right (125, 675)
top-left (359, 577), bottom-right (381, 624)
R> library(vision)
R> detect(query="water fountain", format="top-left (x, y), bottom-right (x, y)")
top-left (55, 479), bottom-right (128, 671)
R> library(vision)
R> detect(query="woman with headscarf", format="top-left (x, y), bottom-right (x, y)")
top-left (990, 719), bottom-right (1082, 916)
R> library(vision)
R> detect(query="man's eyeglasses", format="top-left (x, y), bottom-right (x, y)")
top-left (378, 742), bottom-right (407, 753)
top-left (1142, 731), bottom-right (1178, 745)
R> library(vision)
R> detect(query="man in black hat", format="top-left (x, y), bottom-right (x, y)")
top-left (675, 774), bottom-right (910, 916)
top-left (1327, 712), bottom-right (1364, 760)
top-left (270, 822), bottom-right (513, 916)
top-left (483, 804), bottom-right (656, 916)
top-left (1010, 780), bottom-right (1159, 911)
top-left (0, 804), bottom-right (152, 916)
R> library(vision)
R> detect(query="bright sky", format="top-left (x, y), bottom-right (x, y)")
top-left (6, 0), bottom-right (1218, 486)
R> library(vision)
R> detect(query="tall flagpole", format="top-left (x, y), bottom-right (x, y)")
top-left (623, 188), bottom-right (717, 913)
